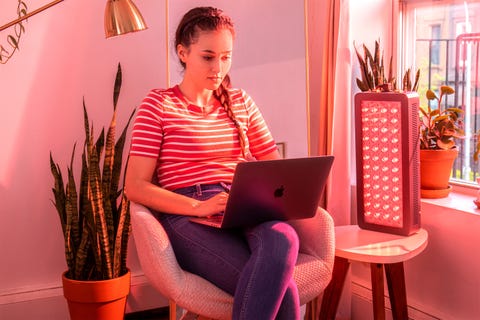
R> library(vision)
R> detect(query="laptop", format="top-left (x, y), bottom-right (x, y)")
top-left (189, 156), bottom-right (334, 228)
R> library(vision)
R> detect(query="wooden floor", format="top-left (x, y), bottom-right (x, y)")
top-left (125, 307), bottom-right (169, 320)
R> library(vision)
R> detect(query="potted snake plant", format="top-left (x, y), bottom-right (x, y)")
top-left (49, 63), bottom-right (135, 320)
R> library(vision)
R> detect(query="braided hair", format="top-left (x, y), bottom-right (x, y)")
top-left (175, 7), bottom-right (249, 158)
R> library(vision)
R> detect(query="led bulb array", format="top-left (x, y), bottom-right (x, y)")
top-left (360, 101), bottom-right (403, 227)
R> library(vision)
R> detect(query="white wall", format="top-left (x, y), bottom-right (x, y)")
top-left (0, 0), bottom-right (308, 318)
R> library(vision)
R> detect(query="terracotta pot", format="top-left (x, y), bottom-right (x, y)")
top-left (420, 149), bottom-right (458, 197)
top-left (62, 270), bottom-right (131, 320)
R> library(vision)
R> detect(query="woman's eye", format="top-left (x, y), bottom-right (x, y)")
top-left (203, 56), bottom-right (214, 61)
top-left (222, 55), bottom-right (231, 61)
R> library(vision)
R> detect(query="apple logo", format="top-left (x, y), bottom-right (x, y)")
top-left (274, 185), bottom-right (285, 198)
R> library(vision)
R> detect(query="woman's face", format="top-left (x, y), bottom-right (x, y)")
top-left (178, 28), bottom-right (233, 91)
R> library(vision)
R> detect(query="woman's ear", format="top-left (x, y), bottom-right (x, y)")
top-left (177, 44), bottom-right (188, 63)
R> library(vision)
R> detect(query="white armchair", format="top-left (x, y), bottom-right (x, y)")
top-left (130, 201), bottom-right (335, 320)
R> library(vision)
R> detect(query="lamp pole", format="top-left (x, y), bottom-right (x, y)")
top-left (0, 0), bottom-right (64, 32)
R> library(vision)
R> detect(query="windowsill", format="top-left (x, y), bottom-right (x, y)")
top-left (421, 182), bottom-right (480, 216)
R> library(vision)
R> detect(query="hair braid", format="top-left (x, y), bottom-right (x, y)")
top-left (214, 75), bottom-right (249, 158)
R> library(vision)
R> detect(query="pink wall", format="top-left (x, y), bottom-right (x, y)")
top-left (0, 0), bottom-right (308, 317)
top-left (0, 0), bottom-right (166, 292)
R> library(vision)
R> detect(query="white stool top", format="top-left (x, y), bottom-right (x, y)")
top-left (334, 225), bottom-right (428, 264)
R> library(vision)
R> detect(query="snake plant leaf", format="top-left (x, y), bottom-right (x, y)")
top-left (111, 108), bottom-right (136, 228)
top-left (83, 99), bottom-right (90, 144)
top-left (113, 63), bottom-right (122, 109)
top-left (67, 145), bottom-right (80, 250)
top-left (413, 69), bottom-right (420, 92)
top-left (102, 108), bottom-right (117, 249)
top-left (89, 137), bottom-right (114, 280)
top-left (356, 78), bottom-right (369, 92)
top-left (79, 148), bottom-right (89, 235)
top-left (402, 69), bottom-right (410, 91)
top-left (74, 226), bottom-right (91, 280)
top-left (364, 45), bottom-right (377, 86)
top-left (354, 43), bottom-right (373, 90)
top-left (113, 196), bottom-right (130, 278)
top-left (66, 167), bottom-right (79, 269)
top-left (388, 55), bottom-right (394, 84)
top-left (49, 153), bottom-right (66, 233)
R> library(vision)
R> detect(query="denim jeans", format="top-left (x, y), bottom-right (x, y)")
top-left (156, 183), bottom-right (301, 320)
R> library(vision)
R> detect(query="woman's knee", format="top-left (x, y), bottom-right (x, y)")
top-left (248, 221), bottom-right (300, 261)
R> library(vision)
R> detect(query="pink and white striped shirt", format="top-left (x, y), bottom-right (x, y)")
top-left (129, 85), bottom-right (277, 190)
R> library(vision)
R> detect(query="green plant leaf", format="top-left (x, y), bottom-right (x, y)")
top-left (440, 85), bottom-right (455, 95)
top-left (7, 36), bottom-right (19, 49)
top-left (426, 90), bottom-right (437, 100)
top-left (113, 63), bottom-right (122, 109)
top-left (354, 42), bottom-right (373, 90)
top-left (51, 63), bottom-right (132, 280)
top-left (412, 69), bottom-right (420, 92)
top-left (356, 78), bottom-right (369, 92)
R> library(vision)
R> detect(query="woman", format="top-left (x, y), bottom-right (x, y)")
top-left (125, 7), bottom-right (301, 319)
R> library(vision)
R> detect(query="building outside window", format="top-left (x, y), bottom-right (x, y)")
top-left (401, 0), bottom-right (480, 184)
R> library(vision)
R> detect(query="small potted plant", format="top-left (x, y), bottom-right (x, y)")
top-left (49, 63), bottom-right (135, 320)
top-left (354, 40), bottom-right (420, 93)
top-left (419, 85), bottom-right (465, 198)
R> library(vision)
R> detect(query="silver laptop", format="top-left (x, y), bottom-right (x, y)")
top-left (189, 156), bottom-right (334, 228)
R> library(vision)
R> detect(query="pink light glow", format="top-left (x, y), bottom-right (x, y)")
top-left (360, 100), bottom-right (404, 228)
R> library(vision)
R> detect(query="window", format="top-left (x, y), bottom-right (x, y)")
top-left (401, 0), bottom-right (480, 185)
top-left (431, 24), bottom-right (441, 65)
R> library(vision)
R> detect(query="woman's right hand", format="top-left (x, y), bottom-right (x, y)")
top-left (194, 191), bottom-right (229, 217)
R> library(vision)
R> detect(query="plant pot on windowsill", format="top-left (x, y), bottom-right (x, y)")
top-left (419, 149), bottom-right (458, 198)
top-left (419, 86), bottom-right (464, 199)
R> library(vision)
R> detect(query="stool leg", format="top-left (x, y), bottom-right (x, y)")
top-left (370, 263), bottom-right (386, 320)
top-left (385, 262), bottom-right (408, 320)
top-left (169, 300), bottom-right (177, 320)
top-left (319, 256), bottom-right (351, 320)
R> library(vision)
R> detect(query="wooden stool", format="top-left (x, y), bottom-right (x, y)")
top-left (320, 225), bottom-right (428, 320)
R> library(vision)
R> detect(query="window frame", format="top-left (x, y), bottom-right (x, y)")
top-left (399, 0), bottom-right (480, 187)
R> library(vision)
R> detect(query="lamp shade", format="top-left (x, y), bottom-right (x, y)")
top-left (104, 0), bottom-right (147, 38)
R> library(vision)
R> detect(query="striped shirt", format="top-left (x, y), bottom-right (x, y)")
top-left (129, 85), bottom-right (277, 190)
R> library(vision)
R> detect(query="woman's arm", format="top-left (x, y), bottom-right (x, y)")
top-left (124, 156), bottom-right (228, 217)
top-left (256, 149), bottom-right (282, 161)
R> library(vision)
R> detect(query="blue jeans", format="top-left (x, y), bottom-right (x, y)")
top-left (156, 183), bottom-right (301, 320)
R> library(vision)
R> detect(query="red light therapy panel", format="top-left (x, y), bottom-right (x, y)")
top-left (355, 92), bottom-right (421, 236)
top-left (360, 100), bottom-right (404, 228)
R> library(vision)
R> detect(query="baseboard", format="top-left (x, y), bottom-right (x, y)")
top-left (0, 273), bottom-right (168, 320)
top-left (351, 281), bottom-right (441, 320)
